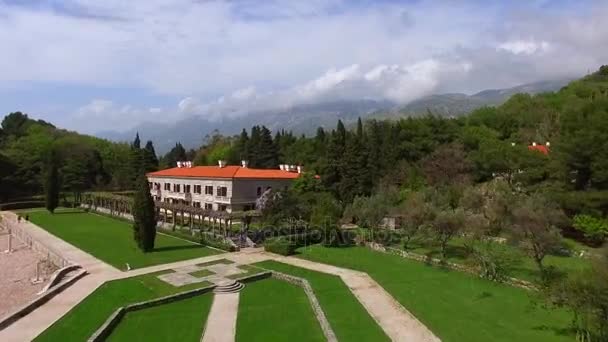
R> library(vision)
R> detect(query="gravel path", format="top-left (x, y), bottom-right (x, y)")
top-left (0, 233), bottom-right (53, 318)
top-left (201, 293), bottom-right (240, 342)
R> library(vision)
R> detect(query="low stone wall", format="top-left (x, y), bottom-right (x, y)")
top-left (366, 242), bottom-right (537, 290)
top-left (38, 264), bottom-right (83, 295)
top-left (82, 205), bottom-right (134, 222)
top-left (0, 269), bottom-right (87, 331)
top-left (271, 271), bottom-right (337, 342)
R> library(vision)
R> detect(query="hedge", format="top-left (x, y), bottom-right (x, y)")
top-left (0, 201), bottom-right (46, 210)
top-left (264, 237), bottom-right (297, 256)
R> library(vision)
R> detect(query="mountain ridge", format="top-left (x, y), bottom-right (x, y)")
top-left (98, 78), bottom-right (571, 153)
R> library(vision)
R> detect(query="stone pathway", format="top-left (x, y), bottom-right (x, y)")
top-left (201, 292), bottom-right (240, 342)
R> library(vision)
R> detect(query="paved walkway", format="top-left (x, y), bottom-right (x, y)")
top-left (226, 252), bottom-right (440, 342)
top-left (201, 293), bottom-right (240, 342)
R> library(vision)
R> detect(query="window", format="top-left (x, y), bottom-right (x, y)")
top-left (148, 182), bottom-right (153, 189)
top-left (205, 185), bottom-right (213, 195)
top-left (217, 186), bottom-right (227, 197)
top-left (257, 187), bottom-right (262, 197)
top-left (219, 204), bottom-right (227, 211)
top-left (193, 201), bottom-right (201, 208)
top-left (173, 184), bottom-right (181, 192)
top-left (164, 183), bottom-right (170, 191)
top-left (194, 185), bottom-right (202, 194)
top-left (204, 203), bottom-right (213, 210)
top-left (184, 184), bottom-right (191, 193)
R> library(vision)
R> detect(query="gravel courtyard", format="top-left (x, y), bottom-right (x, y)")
top-left (0, 232), bottom-right (55, 317)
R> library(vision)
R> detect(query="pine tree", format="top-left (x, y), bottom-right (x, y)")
top-left (142, 140), bottom-right (159, 172)
top-left (249, 126), bottom-right (262, 168)
top-left (235, 129), bottom-right (250, 161)
top-left (132, 132), bottom-right (141, 149)
top-left (133, 174), bottom-right (156, 252)
top-left (44, 148), bottom-right (60, 214)
top-left (258, 126), bottom-right (278, 168)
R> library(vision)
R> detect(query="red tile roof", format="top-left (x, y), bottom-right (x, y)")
top-left (528, 144), bottom-right (549, 155)
top-left (147, 165), bottom-right (302, 180)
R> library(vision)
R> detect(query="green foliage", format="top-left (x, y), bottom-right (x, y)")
top-left (44, 148), bottom-right (60, 213)
top-left (132, 175), bottom-right (157, 252)
top-left (200, 233), bottom-right (237, 252)
top-left (572, 214), bottom-right (608, 245)
top-left (264, 237), bottom-right (297, 255)
top-left (466, 240), bottom-right (522, 282)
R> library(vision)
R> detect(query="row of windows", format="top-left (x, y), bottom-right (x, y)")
top-left (192, 201), bottom-right (227, 211)
top-left (155, 182), bottom-right (228, 196)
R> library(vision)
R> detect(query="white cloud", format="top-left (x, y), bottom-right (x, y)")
top-left (2, 0), bottom-right (607, 133)
top-left (497, 40), bottom-right (551, 55)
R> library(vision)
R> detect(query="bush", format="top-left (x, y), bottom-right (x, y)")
top-left (0, 201), bottom-right (45, 210)
top-left (264, 237), bottom-right (296, 256)
top-left (572, 214), bottom-right (608, 246)
top-left (200, 233), bottom-right (238, 252)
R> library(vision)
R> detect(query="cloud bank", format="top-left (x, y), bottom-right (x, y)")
top-left (0, 0), bottom-right (606, 132)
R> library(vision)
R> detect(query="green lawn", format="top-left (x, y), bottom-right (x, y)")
top-left (23, 208), bottom-right (219, 269)
top-left (35, 271), bottom-right (213, 342)
top-left (107, 293), bottom-right (213, 342)
top-left (399, 236), bottom-right (592, 282)
top-left (236, 278), bottom-right (326, 342)
top-left (254, 260), bottom-right (390, 342)
top-left (297, 245), bottom-right (574, 342)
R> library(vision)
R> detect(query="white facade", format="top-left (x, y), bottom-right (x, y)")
top-left (147, 175), bottom-right (294, 213)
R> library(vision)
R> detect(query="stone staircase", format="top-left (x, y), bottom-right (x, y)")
top-left (213, 280), bottom-right (244, 294)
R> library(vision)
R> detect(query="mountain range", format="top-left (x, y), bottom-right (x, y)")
top-left (98, 79), bottom-right (570, 154)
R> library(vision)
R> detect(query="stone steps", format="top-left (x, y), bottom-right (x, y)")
top-left (213, 280), bottom-right (244, 294)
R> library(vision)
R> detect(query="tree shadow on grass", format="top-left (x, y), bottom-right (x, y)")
top-left (532, 325), bottom-right (574, 337)
top-left (152, 244), bottom-right (204, 253)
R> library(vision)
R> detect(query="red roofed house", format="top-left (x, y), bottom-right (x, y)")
top-left (528, 141), bottom-right (550, 155)
top-left (146, 160), bottom-right (303, 213)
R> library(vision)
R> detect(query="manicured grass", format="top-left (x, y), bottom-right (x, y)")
top-left (35, 271), bottom-right (213, 342)
top-left (254, 260), bottom-right (390, 342)
top-left (107, 293), bottom-right (213, 342)
top-left (189, 269), bottom-right (214, 278)
top-left (24, 208), bottom-right (219, 269)
top-left (388, 235), bottom-right (593, 283)
top-left (298, 245), bottom-right (574, 342)
top-left (236, 278), bottom-right (326, 342)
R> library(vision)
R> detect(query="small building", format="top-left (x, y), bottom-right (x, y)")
top-left (146, 160), bottom-right (303, 213)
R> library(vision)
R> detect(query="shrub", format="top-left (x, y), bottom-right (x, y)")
top-left (572, 214), bottom-right (608, 246)
top-left (0, 201), bottom-right (45, 210)
top-left (264, 237), bottom-right (296, 256)
top-left (200, 233), bottom-right (238, 252)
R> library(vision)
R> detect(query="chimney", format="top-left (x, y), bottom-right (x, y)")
top-left (218, 160), bottom-right (226, 168)
top-left (290, 165), bottom-right (296, 172)
top-left (546, 142), bottom-right (551, 147)
top-left (177, 161), bottom-right (182, 168)
top-left (279, 164), bottom-right (285, 171)
top-left (532, 142), bottom-right (537, 146)
top-left (241, 160), bottom-right (248, 168)
top-left (297, 165), bottom-right (303, 174)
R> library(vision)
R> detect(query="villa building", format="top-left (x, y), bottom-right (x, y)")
top-left (146, 161), bottom-right (303, 213)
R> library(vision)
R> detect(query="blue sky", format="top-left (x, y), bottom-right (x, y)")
top-left (0, 0), bottom-right (605, 134)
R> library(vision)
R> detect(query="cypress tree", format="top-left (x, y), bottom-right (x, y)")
top-left (142, 140), bottom-right (159, 172)
top-left (44, 148), bottom-right (60, 214)
top-left (133, 174), bottom-right (156, 252)
top-left (249, 126), bottom-right (262, 168)
top-left (258, 126), bottom-right (278, 168)
top-left (236, 128), bottom-right (250, 161)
